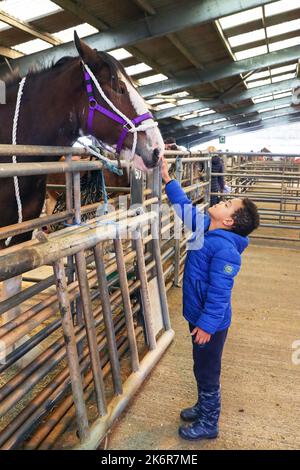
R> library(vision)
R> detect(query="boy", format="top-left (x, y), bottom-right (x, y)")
top-left (161, 156), bottom-right (260, 441)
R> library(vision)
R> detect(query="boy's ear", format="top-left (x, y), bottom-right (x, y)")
top-left (223, 216), bottom-right (234, 228)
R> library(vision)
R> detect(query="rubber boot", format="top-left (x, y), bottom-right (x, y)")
top-left (179, 388), bottom-right (221, 441)
top-left (180, 389), bottom-right (202, 422)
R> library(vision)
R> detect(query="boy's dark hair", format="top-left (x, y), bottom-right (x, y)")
top-left (231, 198), bottom-right (260, 237)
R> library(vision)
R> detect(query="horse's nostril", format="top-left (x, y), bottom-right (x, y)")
top-left (152, 148), bottom-right (160, 163)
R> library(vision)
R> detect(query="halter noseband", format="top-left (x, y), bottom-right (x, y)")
top-left (83, 65), bottom-right (155, 164)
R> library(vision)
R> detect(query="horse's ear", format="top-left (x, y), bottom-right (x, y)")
top-left (74, 31), bottom-right (98, 65)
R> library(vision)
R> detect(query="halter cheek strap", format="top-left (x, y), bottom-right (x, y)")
top-left (83, 65), bottom-right (157, 165)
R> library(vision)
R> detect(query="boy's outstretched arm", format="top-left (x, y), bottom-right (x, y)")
top-left (161, 155), bottom-right (210, 232)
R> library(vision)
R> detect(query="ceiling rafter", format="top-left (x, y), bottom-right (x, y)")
top-left (0, 45), bottom-right (23, 59)
top-left (0, 10), bottom-right (62, 46)
top-left (154, 78), bottom-right (299, 119)
top-left (162, 95), bottom-right (292, 135)
top-left (140, 45), bottom-right (300, 98)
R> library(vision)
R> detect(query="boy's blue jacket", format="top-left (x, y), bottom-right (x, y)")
top-left (166, 179), bottom-right (249, 334)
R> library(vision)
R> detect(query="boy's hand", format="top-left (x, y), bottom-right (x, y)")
top-left (161, 155), bottom-right (172, 184)
top-left (191, 327), bottom-right (211, 345)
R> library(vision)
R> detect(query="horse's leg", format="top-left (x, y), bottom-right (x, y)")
top-left (0, 276), bottom-right (44, 368)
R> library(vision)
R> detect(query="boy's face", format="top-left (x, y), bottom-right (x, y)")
top-left (208, 198), bottom-right (244, 228)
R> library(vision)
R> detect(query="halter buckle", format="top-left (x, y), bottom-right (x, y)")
top-left (123, 122), bottom-right (133, 132)
top-left (89, 98), bottom-right (97, 109)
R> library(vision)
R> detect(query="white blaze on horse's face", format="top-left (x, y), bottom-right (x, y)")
top-left (123, 77), bottom-right (164, 172)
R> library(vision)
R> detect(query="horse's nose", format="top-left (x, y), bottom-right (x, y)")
top-left (152, 147), bottom-right (160, 164)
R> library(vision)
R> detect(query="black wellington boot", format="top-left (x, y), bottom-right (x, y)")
top-left (180, 401), bottom-right (202, 422)
top-left (179, 388), bottom-right (221, 441)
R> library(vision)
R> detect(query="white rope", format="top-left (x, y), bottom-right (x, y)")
top-left (5, 77), bottom-right (26, 247)
top-left (83, 63), bottom-right (158, 159)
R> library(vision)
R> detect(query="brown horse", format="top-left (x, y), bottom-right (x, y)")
top-left (0, 32), bottom-right (163, 365)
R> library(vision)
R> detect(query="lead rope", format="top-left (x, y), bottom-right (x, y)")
top-left (83, 63), bottom-right (158, 160)
top-left (5, 76), bottom-right (27, 247)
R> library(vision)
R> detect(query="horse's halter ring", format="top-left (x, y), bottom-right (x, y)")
top-left (82, 62), bottom-right (158, 168)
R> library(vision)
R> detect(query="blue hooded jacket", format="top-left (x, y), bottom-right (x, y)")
top-left (165, 179), bottom-right (249, 334)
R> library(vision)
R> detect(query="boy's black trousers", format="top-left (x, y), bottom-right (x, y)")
top-left (189, 323), bottom-right (228, 392)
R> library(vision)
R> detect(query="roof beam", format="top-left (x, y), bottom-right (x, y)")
top-left (161, 95), bottom-right (292, 133)
top-left (154, 78), bottom-right (299, 120)
top-left (133, 0), bottom-right (224, 93)
top-left (140, 45), bottom-right (300, 98)
top-left (177, 109), bottom-right (300, 146)
top-left (132, 0), bottom-right (156, 16)
top-left (52, 1), bottom-right (109, 30)
top-left (0, 10), bottom-right (62, 46)
top-left (0, 45), bottom-right (24, 59)
top-left (0, 0), bottom-right (276, 77)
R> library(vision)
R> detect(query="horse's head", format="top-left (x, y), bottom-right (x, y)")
top-left (74, 33), bottom-right (164, 172)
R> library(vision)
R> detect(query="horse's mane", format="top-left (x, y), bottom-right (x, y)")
top-left (3, 51), bottom-right (136, 90)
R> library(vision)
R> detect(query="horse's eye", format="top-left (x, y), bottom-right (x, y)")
top-left (119, 81), bottom-right (126, 95)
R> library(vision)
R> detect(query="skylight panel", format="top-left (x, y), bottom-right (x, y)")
top-left (109, 49), bottom-right (132, 61)
top-left (273, 91), bottom-right (292, 98)
top-left (125, 63), bottom-right (152, 76)
top-left (213, 118), bottom-right (227, 123)
top-left (246, 70), bottom-right (270, 81)
top-left (176, 98), bottom-right (199, 105)
top-left (198, 109), bottom-right (216, 117)
top-left (146, 98), bottom-right (164, 105)
top-left (138, 74), bottom-right (168, 86)
top-left (275, 103), bottom-right (290, 109)
top-left (272, 73), bottom-right (296, 83)
top-left (247, 78), bottom-right (271, 89)
top-left (252, 95), bottom-right (273, 103)
top-left (0, 0), bottom-right (61, 22)
top-left (271, 64), bottom-right (297, 75)
top-left (258, 106), bottom-right (274, 113)
top-left (219, 7), bottom-right (261, 30)
top-left (176, 91), bottom-right (190, 98)
top-left (156, 103), bottom-right (176, 110)
top-left (265, 0), bottom-right (300, 17)
top-left (0, 20), bottom-right (10, 32)
top-left (267, 18), bottom-right (300, 37)
top-left (55, 24), bottom-right (97, 42)
top-left (13, 39), bottom-right (53, 54)
top-left (228, 29), bottom-right (265, 48)
top-left (181, 112), bottom-right (198, 120)
top-left (235, 45), bottom-right (268, 60)
top-left (199, 120), bottom-right (213, 126)
top-left (269, 36), bottom-right (300, 51)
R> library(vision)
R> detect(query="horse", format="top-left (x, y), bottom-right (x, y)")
top-left (0, 32), bottom-right (164, 366)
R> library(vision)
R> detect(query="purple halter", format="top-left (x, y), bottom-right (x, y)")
top-left (83, 68), bottom-right (153, 157)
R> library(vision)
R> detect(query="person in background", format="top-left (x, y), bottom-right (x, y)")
top-left (208, 146), bottom-right (225, 206)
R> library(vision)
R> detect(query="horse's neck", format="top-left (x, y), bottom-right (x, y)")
top-left (0, 72), bottom-right (80, 160)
